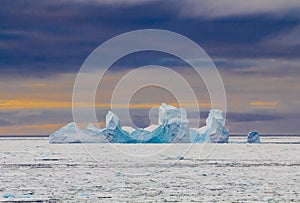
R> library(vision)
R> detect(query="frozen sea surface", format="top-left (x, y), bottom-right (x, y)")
top-left (0, 139), bottom-right (299, 202)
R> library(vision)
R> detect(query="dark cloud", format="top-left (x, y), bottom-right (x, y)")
top-left (129, 115), bottom-right (151, 128)
top-left (215, 58), bottom-right (300, 78)
top-left (192, 111), bottom-right (284, 123)
top-left (226, 112), bottom-right (283, 123)
top-left (0, 118), bottom-right (13, 126)
top-left (125, 110), bottom-right (286, 129)
top-left (109, 51), bottom-right (191, 72)
top-left (0, 0), bottom-right (300, 77)
top-left (0, 109), bottom-right (72, 126)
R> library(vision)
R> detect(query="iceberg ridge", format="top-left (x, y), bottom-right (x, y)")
top-left (49, 103), bottom-right (230, 143)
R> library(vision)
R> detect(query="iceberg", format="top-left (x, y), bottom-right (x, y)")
top-left (121, 126), bottom-right (136, 134)
top-left (247, 130), bottom-right (260, 143)
top-left (49, 122), bottom-right (84, 143)
top-left (158, 103), bottom-right (190, 143)
top-left (83, 123), bottom-right (102, 136)
top-left (86, 123), bottom-right (101, 132)
top-left (199, 109), bottom-right (229, 143)
top-left (189, 128), bottom-right (207, 143)
top-left (49, 103), bottom-right (230, 144)
top-left (49, 122), bottom-right (107, 143)
top-left (102, 111), bottom-right (136, 143)
top-left (105, 111), bottom-right (165, 143)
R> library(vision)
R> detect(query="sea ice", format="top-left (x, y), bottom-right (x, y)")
top-left (3, 193), bottom-right (15, 199)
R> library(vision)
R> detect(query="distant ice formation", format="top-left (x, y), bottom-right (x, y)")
top-left (49, 122), bottom-right (107, 143)
top-left (247, 131), bottom-right (260, 143)
top-left (49, 103), bottom-right (230, 144)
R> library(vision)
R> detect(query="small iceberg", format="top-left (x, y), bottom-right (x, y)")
top-left (247, 130), bottom-right (261, 143)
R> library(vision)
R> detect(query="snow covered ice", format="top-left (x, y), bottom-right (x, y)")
top-left (247, 130), bottom-right (261, 143)
top-left (49, 103), bottom-right (230, 143)
top-left (1, 139), bottom-right (299, 202)
top-left (49, 122), bottom-right (107, 143)
top-left (49, 122), bottom-right (83, 143)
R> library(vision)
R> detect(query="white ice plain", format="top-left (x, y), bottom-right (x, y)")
top-left (0, 139), bottom-right (299, 202)
top-left (2, 103), bottom-right (299, 202)
top-left (49, 103), bottom-right (229, 144)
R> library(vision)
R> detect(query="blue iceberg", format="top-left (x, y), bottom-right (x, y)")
top-left (203, 109), bottom-right (229, 143)
top-left (247, 130), bottom-right (260, 143)
top-left (49, 103), bottom-right (230, 143)
top-left (190, 109), bottom-right (229, 143)
top-left (103, 111), bottom-right (137, 143)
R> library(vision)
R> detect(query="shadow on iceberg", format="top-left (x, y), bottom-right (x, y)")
top-left (49, 103), bottom-right (229, 144)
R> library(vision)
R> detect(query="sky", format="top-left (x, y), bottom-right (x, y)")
top-left (0, 0), bottom-right (300, 135)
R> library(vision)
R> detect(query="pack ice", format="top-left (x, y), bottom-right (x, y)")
top-left (49, 103), bottom-right (230, 143)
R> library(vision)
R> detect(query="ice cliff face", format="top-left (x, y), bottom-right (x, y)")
top-left (158, 103), bottom-right (190, 143)
top-left (102, 111), bottom-right (136, 143)
top-left (49, 103), bottom-right (230, 143)
top-left (189, 109), bottom-right (229, 143)
top-left (205, 109), bottom-right (229, 143)
top-left (247, 131), bottom-right (260, 143)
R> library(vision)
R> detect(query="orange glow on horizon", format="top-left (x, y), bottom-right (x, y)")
top-left (0, 121), bottom-right (107, 135)
top-left (250, 101), bottom-right (277, 108)
top-left (0, 99), bottom-right (213, 135)
top-left (0, 99), bottom-right (212, 110)
top-left (0, 123), bottom-right (67, 135)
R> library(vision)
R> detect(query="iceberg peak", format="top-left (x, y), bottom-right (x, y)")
top-left (49, 121), bottom-right (82, 143)
top-left (105, 111), bottom-right (120, 130)
top-left (204, 109), bottom-right (229, 143)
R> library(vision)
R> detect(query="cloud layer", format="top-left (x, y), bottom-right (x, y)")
top-left (0, 0), bottom-right (300, 134)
